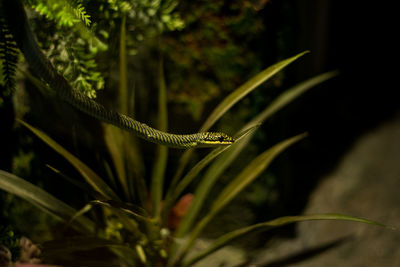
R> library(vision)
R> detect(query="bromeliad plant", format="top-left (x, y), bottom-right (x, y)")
top-left (0, 54), bottom-right (384, 266)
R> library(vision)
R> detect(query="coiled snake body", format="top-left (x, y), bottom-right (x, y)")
top-left (2, 0), bottom-right (234, 148)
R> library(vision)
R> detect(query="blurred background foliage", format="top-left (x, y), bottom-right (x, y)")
top-left (0, 0), bottom-right (398, 258)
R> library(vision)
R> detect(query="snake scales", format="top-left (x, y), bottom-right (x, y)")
top-left (2, 0), bottom-right (234, 148)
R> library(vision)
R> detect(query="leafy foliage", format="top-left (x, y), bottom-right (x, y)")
top-left (25, 0), bottom-right (106, 98)
top-left (161, 0), bottom-right (267, 117)
top-left (104, 0), bottom-right (184, 32)
top-left (17, 0), bottom-right (184, 100)
top-left (29, 0), bottom-right (91, 27)
top-left (44, 30), bottom-right (105, 98)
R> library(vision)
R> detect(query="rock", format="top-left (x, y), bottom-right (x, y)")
top-left (251, 114), bottom-right (400, 266)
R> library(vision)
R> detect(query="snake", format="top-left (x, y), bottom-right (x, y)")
top-left (2, 0), bottom-right (235, 148)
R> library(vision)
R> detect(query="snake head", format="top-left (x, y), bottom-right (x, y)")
top-left (197, 132), bottom-right (235, 147)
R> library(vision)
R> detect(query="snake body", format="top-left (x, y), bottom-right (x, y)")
top-left (2, 0), bottom-right (234, 148)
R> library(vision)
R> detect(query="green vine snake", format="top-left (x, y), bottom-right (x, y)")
top-left (2, 0), bottom-right (235, 148)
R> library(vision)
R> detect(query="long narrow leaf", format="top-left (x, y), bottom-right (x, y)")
top-left (172, 52), bottom-right (309, 191)
top-left (46, 164), bottom-right (102, 198)
top-left (91, 200), bottom-right (150, 222)
top-left (211, 134), bottom-right (307, 213)
top-left (184, 214), bottom-right (386, 266)
top-left (100, 15), bottom-right (130, 201)
top-left (104, 125), bottom-right (130, 199)
top-left (0, 170), bottom-right (94, 232)
top-left (200, 51), bottom-right (309, 132)
top-left (18, 120), bottom-right (120, 200)
top-left (119, 13), bottom-right (128, 115)
top-left (151, 58), bottom-right (169, 219)
top-left (248, 70), bottom-right (339, 129)
top-left (178, 133), bottom-right (307, 261)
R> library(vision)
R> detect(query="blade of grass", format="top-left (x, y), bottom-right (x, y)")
top-left (69, 200), bottom-right (142, 235)
top-left (46, 164), bottom-right (102, 198)
top-left (100, 14), bottom-right (131, 201)
top-left (0, 169), bottom-right (94, 232)
top-left (172, 71), bottom-right (338, 243)
top-left (119, 15), bottom-right (146, 204)
top-left (151, 57), bottom-right (169, 219)
top-left (104, 124), bottom-right (147, 204)
top-left (200, 51), bottom-right (309, 132)
top-left (184, 214), bottom-right (387, 266)
top-left (177, 133), bottom-right (307, 261)
top-left (211, 134), bottom-right (307, 213)
top-left (103, 158), bottom-right (119, 192)
top-left (119, 13), bottom-right (128, 115)
top-left (20, 69), bottom-right (54, 96)
top-left (248, 70), bottom-right (339, 128)
top-left (18, 119), bottom-right (120, 200)
top-left (172, 52), bottom-right (309, 191)
top-left (91, 199), bottom-right (150, 222)
top-left (104, 125), bottom-right (130, 199)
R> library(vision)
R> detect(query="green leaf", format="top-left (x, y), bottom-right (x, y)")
top-left (178, 133), bottom-right (307, 261)
top-left (248, 70), bottom-right (339, 128)
top-left (104, 13), bottom-right (145, 203)
top-left (211, 134), bottom-right (307, 213)
top-left (46, 164), bottom-right (102, 198)
top-left (0, 169), bottom-right (94, 232)
top-left (151, 58), bottom-right (169, 219)
top-left (69, 200), bottom-right (142, 236)
top-left (103, 126), bottom-right (145, 204)
top-left (104, 125), bottom-right (130, 200)
top-left (90, 200), bottom-right (150, 222)
top-left (200, 51), bottom-right (309, 132)
top-left (184, 214), bottom-right (387, 266)
top-left (18, 119), bottom-right (120, 200)
top-left (119, 13), bottom-right (128, 115)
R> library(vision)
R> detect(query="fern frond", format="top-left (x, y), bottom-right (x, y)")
top-left (24, 0), bottom-right (106, 97)
top-left (30, 0), bottom-right (91, 27)
top-left (0, 16), bottom-right (19, 93)
top-left (74, 3), bottom-right (91, 26)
